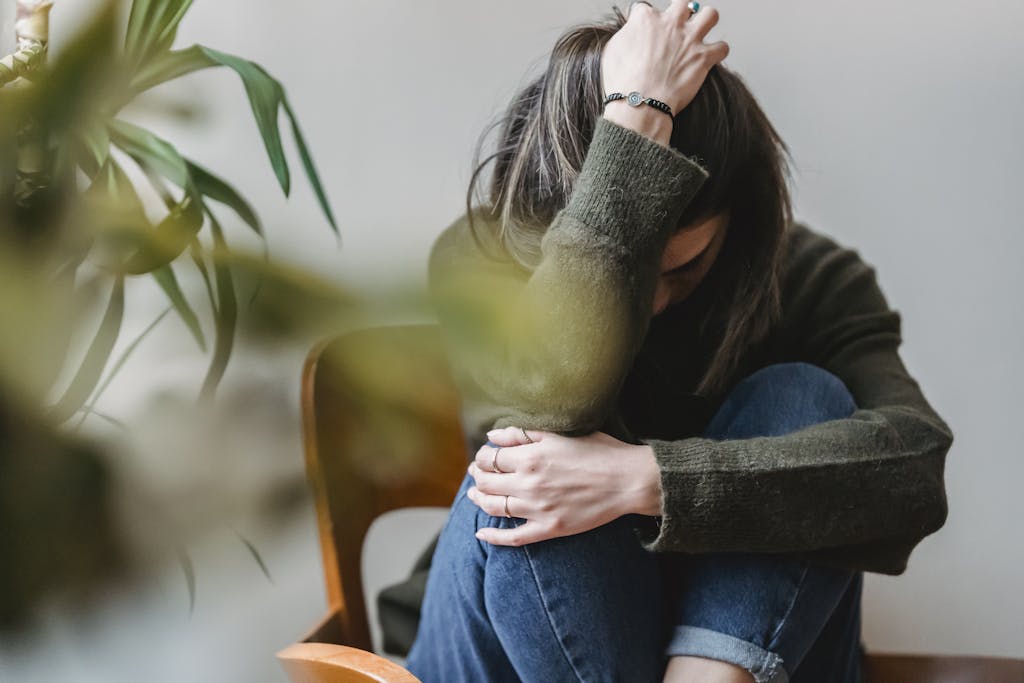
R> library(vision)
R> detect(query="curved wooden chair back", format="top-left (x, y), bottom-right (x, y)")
top-left (278, 325), bottom-right (1024, 683)
top-left (295, 325), bottom-right (466, 651)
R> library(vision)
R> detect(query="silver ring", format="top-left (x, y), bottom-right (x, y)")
top-left (520, 427), bottom-right (534, 443)
top-left (491, 446), bottom-right (506, 473)
top-left (686, 1), bottom-right (700, 14)
top-left (504, 495), bottom-right (512, 518)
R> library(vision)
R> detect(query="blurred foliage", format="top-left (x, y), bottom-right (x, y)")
top-left (1, 0), bottom-right (339, 418)
top-left (0, 389), bottom-right (124, 631)
top-left (0, 0), bottom-right (359, 631)
top-left (0, 0), bottom-right (475, 637)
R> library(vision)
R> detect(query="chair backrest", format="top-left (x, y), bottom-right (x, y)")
top-left (299, 324), bottom-right (468, 652)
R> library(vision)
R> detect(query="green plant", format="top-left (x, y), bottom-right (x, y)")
top-left (0, 0), bottom-right (337, 424)
top-left (0, 0), bottom-right (357, 627)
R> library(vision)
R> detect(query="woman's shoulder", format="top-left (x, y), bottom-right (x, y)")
top-left (779, 219), bottom-right (897, 326)
top-left (782, 220), bottom-right (881, 283)
top-left (784, 220), bottom-right (855, 260)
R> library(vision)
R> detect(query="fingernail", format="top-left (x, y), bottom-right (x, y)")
top-left (486, 429), bottom-right (499, 438)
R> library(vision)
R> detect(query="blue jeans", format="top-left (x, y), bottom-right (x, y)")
top-left (406, 363), bottom-right (865, 682)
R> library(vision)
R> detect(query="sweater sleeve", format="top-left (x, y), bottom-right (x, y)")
top-left (636, 229), bottom-right (953, 575)
top-left (428, 116), bottom-right (709, 443)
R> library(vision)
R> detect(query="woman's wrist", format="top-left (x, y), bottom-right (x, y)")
top-left (625, 443), bottom-right (664, 517)
top-left (601, 105), bottom-right (673, 148)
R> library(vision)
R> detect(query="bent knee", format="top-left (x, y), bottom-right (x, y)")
top-left (707, 362), bottom-right (857, 439)
top-left (741, 362), bottom-right (855, 421)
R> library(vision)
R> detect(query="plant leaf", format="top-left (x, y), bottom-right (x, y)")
top-left (118, 193), bottom-right (203, 274)
top-left (125, 0), bottom-right (194, 68)
top-left (282, 100), bottom-right (339, 236)
top-left (198, 47), bottom-right (290, 194)
top-left (107, 120), bottom-right (205, 273)
top-left (128, 44), bottom-right (216, 94)
top-left (129, 45), bottom-right (338, 233)
top-left (152, 265), bottom-right (206, 351)
top-left (89, 154), bottom-right (147, 222)
top-left (80, 407), bottom-right (128, 431)
top-left (27, 0), bottom-right (119, 137)
top-left (150, 0), bottom-right (194, 59)
top-left (199, 211), bottom-right (236, 400)
top-left (108, 118), bottom-right (189, 186)
top-left (245, 234), bottom-right (271, 311)
top-left (190, 238), bottom-right (217, 317)
top-left (232, 529), bottom-right (273, 584)
top-left (49, 277), bottom-right (126, 424)
top-left (186, 160), bottom-right (262, 236)
top-left (73, 307), bottom-right (172, 431)
top-left (78, 125), bottom-right (111, 178)
top-left (175, 545), bottom-right (196, 616)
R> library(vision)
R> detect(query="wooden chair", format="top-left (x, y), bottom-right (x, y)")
top-left (277, 325), bottom-right (1024, 683)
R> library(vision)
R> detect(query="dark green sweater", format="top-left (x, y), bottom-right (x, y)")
top-left (377, 116), bottom-right (952, 655)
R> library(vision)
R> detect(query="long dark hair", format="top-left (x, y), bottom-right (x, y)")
top-left (464, 6), bottom-right (794, 395)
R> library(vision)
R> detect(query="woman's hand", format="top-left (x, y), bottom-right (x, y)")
top-left (601, 1), bottom-right (729, 142)
top-left (466, 426), bottom-right (663, 546)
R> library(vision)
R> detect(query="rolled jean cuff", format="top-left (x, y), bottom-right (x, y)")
top-left (666, 625), bottom-right (788, 683)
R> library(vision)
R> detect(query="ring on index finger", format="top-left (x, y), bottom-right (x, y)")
top-left (492, 446), bottom-right (506, 474)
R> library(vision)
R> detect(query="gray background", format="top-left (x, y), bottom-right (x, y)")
top-left (2, 1), bottom-right (1021, 681)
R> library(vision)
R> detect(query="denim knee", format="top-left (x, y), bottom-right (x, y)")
top-left (745, 362), bottom-right (855, 416)
top-left (705, 362), bottom-right (857, 440)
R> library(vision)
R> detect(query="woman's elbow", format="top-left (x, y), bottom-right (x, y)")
top-left (904, 430), bottom-right (952, 542)
top-left (918, 479), bottom-right (949, 539)
top-left (923, 419), bottom-right (953, 535)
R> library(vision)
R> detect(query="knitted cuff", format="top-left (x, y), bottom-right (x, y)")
top-left (561, 116), bottom-right (709, 252)
top-left (634, 436), bottom-right (768, 554)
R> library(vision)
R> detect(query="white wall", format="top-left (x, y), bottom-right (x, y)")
top-left (15, 0), bottom-right (1022, 677)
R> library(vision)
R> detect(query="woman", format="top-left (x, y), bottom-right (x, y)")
top-left (381, 2), bottom-right (953, 681)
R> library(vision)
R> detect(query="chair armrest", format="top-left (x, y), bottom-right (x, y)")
top-left (276, 642), bottom-right (420, 683)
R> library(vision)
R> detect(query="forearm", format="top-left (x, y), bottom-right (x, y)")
top-left (636, 406), bottom-right (950, 559)
top-left (433, 117), bottom-right (709, 441)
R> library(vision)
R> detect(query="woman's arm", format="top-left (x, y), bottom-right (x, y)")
top-left (632, 228), bottom-right (952, 575)
top-left (430, 2), bottom-right (728, 445)
top-left (430, 114), bottom-right (708, 444)
top-left (471, 229), bottom-right (951, 577)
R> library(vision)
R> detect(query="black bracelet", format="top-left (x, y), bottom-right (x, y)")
top-left (603, 91), bottom-right (674, 119)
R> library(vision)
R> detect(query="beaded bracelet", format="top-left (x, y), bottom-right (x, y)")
top-left (603, 91), bottom-right (674, 119)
